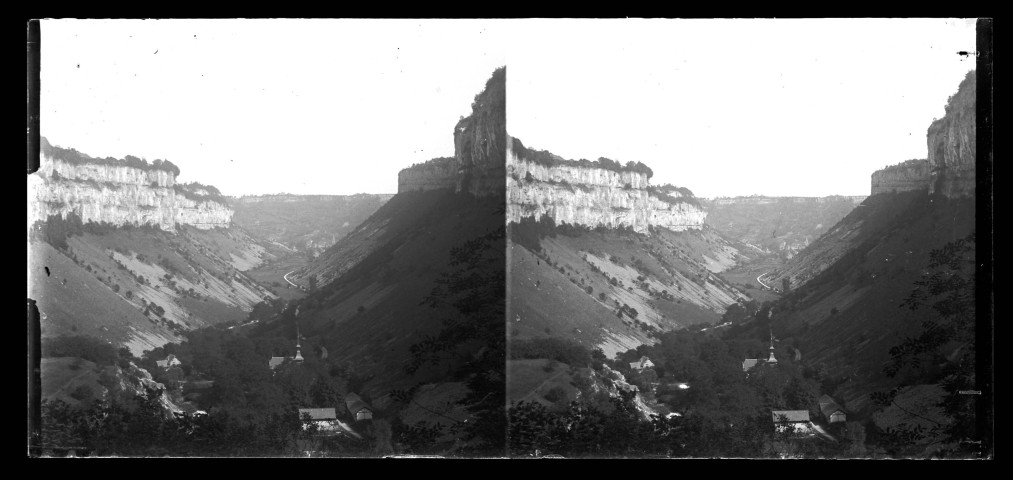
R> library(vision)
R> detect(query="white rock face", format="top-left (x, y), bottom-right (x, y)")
top-left (507, 148), bottom-right (706, 234)
top-left (927, 71), bottom-right (975, 198)
top-left (174, 194), bottom-right (234, 228)
top-left (29, 152), bottom-right (233, 231)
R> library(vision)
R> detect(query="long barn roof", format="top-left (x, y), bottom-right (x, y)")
top-left (771, 410), bottom-right (810, 423)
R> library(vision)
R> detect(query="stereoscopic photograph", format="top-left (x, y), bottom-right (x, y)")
top-left (27, 18), bottom-right (991, 459)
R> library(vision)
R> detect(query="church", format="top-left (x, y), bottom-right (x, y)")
top-left (269, 321), bottom-right (306, 370)
top-left (742, 328), bottom-right (779, 373)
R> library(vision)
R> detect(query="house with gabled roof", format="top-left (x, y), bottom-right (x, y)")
top-left (629, 356), bottom-right (655, 371)
top-left (297, 407), bottom-right (363, 439)
top-left (344, 393), bottom-right (373, 421)
top-left (299, 408), bottom-right (337, 425)
top-left (268, 356), bottom-right (287, 370)
top-left (771, 410), bottom-right (813, 435)
top-left (156, 354), bottom-right (182, 369)
top-left (818, 394), bottom-right (847, 423)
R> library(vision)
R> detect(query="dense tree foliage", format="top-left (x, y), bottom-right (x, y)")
top-left (174, 182), bottom-right (227, 204)
top-left (512, 138), bottom-right (654, 179)
top-left (42, 138), bottom-right (180, 176)
top-left (40, 389), bottom-right (309, 456)
top-left (395, 225), bottom-right (506, 456)
top-left (39, 322), bottom-right (375, 456)
top-left (873, 233), bottom-right (982, 457)
top-left (30, 212), bottom-right (84, 250)
top-left (508, 326), bottom-right (854, 457)
top-left (647, 184), bottom-right (702, 208)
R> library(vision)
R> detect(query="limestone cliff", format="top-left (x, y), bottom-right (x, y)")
top-left (506, 137), bottom-right (706, 234)
top-left (397, 67), bottom-right (505, 197)
top-left (29, 138), bottom-right (233, 231)
top-left (397, 157), bottom-right (458, 193)
top-left (927, 70), bottom-right (976, 197)
top-left (453, 66), bottom-right (506, 196)
top-left (870, 159), bottom-right (930, 195)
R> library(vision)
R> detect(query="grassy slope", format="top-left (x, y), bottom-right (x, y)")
top-left (291, 192), bottom-right (456, 289)
top-left (244, 254), bottom-right (310, 302)
top-left (508, 226), bottom-right (754, 359)
top-left (30, 241), bottom-right (177, 353)
top-left (769, 191), bottom-right (928, 289)
top-left (30, 226), bottom-right (279, 355)
top-left (506, 359), bottom-right (586, 407)
top-left (40, 357), bottom-right (113, 407)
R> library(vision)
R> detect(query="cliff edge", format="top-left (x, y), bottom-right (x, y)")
top-left (29, 138), bottom-right (233, 231)
top-left (927, 70), bottom-right (976, 197)
top-left (397, 67), bottom-right (506, 197)
top-left (870, 159), bottom-right (930, 195)
top-left (506, 137), bottom-right (705, 234)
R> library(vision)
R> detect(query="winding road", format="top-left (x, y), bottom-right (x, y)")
top-left (283, 270), bottom-right (300, 289)
top-left (756, 272), bottom-right (773, 290)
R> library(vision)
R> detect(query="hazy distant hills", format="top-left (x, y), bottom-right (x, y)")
top-left (702, 196), bottom-right (866, 259)
top-left (230, 194), bottom-right (394, 256)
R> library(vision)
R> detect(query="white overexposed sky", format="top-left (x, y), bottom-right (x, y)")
top-left (41, 19), bottom-right (977, 198)
top-left (40, 19), bottom-right (508, 196)
top-left (507, 18), bottom-right (978, 198)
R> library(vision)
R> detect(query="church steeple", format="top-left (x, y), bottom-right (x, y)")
top-left (767, 327), bottom-right (778, 364)
top-left (293, 319), bottom-right (304, 362)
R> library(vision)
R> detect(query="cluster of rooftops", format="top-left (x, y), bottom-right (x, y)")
top-left (621, 328), bottom-right (847, 432)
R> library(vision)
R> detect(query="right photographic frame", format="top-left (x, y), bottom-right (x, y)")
top-left (504, 18), bottom-right (992, 459)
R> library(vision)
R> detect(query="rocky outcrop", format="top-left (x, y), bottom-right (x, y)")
top-left (29, 138), bottom-right (233, 231)
top-left (927, 70), bottom-right (976, 197)
top-left (397, 67), bottom-right (505, 197)
top-left (506, 137), bottom-right (705, 234)
top-left (397, 157), bottom-right (458, 193)
top-left (870, 159), bottom-right (930, 195)
top-left (174, 192), bottom-right (234, 228)
top-left (453, 67), bottom-right (506, 196)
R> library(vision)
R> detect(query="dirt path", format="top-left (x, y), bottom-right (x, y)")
top-left (283, 270), bottom-right (300, 288)
top-left (811, 422), bottom-right (838, 442)
top-left (52, 368), bottom-right (95, 397)
top-left (519, 368), bottom-right (570, 404)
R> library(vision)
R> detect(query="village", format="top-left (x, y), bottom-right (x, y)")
top-left (614, 326), bottom-right (849, 457)
top-left (129, 313), bottom-right (381, 456)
